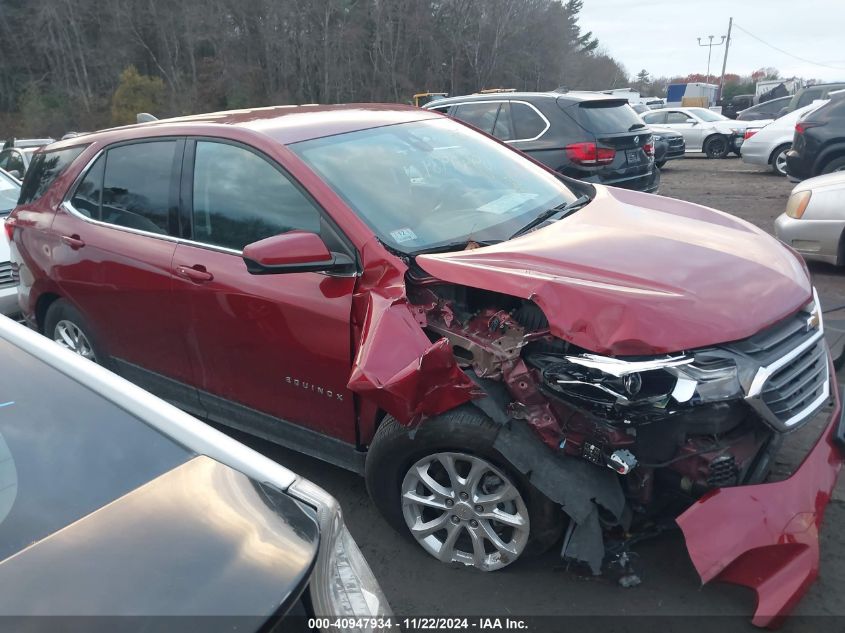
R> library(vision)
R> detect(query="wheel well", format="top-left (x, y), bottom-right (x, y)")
top-left (838, 229), bottom-right (845, 266)
top-left (34, 293), bottom-right (61, 333)
top-left (769, 143), bottom-right (791, 164)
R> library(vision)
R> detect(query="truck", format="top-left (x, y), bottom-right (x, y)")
top-left (666, 82), bottom-right (719, 108)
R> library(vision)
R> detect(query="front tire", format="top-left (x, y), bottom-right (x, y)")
top-left (44, 299), bottom-right (107, 365)
top-left (655, 159), bottom-right (667, 168)
top-left (703, 135), bottom-right (729, 159)
top-left (365, 407), bottom-right (563, 571)
top-left (769, 144), bottom-right (790, 176)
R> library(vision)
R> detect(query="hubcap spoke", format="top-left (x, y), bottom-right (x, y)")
top-left (478, 519), bottom-right (520, 556)
top-left (410, 512), bottom-right (449, 539)
top-left (467, 526), bottom-right (487, 566)
top-left (478, 506), bottom-right (526, 530)
top-left (415, 465), bottom-right (452, 499)
top-left (403, 489), bottom-right (449, 511)
top-left (437, 522), bottom-right (463, 562)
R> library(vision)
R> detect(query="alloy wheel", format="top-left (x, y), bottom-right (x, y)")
top-left (401, 452), bottom-right (529, 571)
top-left (54, 320), bottom-right (96, 361)
top-left (774, 149), bottom-right (788, 176)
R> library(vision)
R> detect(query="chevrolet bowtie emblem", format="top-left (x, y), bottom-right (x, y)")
top-left (634, 136), bottom-right (639, 144)
top-left (806, 312), bottom-right (820, 331)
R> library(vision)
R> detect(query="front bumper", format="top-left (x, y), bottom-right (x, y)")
top-left (677, 372), bottom-right (843, 628)
top-left (774, 213), bottom-right (845, 266)
top-left (731, 133), bottom-right (744, 152)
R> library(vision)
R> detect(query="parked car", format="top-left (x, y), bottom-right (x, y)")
top-left (649, 124), bottom-right (685, 168)
top-left (721, 93), bottom-right (755, 119)
top-left (641, 107), bottom-right (758, 158)
top-left (7, 104), bottom-right (843, 626)
top-left (0, 169), bottom-right (20, 317)
top-left (778, 82), bottom-right (845, 117)
top-left (0, 138), bottom-right (54, 179)
top-left (741, 101), bottom-right (828, 176)
top-left (423, 91), bottom-right (659, 193)
top-left (786, 90), bottom-right (845, 181)
top-left (736, 95), bottom-right (791, 121)
top-left (775, 171), bottom-right (845, 265)
top-left (0, 314), bottom-right (390, 628)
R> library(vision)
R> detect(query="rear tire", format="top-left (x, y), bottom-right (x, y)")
top-left (769, 144), bottom-right (791, 176)
top-left (365, 407), bottom-right (564, 570)
top-left (44, 299), bottom-right (108, 366)
top-left (655, 160), bottom-right (667, 168)
top-left (703, 135), bottom-right (730, 159)
top-left (821, 156), bottom-right (845, 174)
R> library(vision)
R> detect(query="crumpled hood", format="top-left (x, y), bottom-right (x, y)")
top-left (417, 186), bottom-right (812, 355)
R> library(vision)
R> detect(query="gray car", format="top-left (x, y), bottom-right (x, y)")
top-left (775, 171), bottom-right (845, 265)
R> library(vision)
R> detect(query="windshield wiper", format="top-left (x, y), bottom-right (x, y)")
top-left (509, 194), bottom-right (591, 240)
top-left (628, 123), bottom-right (647, 131)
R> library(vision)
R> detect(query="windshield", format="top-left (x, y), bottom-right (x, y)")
top-left (291, 118), bottom-right (577, 253)
top-left (689, 108), bottom-right (727, 122)
top-left (0, 172), bottom-right (20, 215)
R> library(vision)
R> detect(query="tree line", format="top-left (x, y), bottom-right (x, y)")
top-left (0, 0), bottom-right (628, 136)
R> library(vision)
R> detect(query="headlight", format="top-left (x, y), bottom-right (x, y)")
top-left (668, 358), bottom-right (741, 403)
top-left (652, 134), bottom-right (663, 141)
top-left (786, 190), bottom-right (812, 219)
top-left (289, 478), bottom-right (391, 629)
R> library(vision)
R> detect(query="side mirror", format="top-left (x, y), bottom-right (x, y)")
top-left (688, 120), bottom-right (698, 126)
top-left (242, 231), bottom-right (355, 275)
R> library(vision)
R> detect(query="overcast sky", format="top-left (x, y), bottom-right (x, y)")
top-left (579, 0), bottom-right (845, 83)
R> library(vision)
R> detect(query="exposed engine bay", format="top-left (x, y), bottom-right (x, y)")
top-left (404, 271), bottom-right (829, 575)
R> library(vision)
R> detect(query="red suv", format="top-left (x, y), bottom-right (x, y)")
top-left (7, 104), bottom-right (843, 625)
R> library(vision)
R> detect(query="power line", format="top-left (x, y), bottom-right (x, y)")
top-left (732, 22), bottom-right (845, 72)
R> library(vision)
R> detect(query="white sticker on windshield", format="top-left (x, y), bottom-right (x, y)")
top-left (478, 192), bottom-right (540, 215)
top-left (390, 227), bottom-right (418, 243)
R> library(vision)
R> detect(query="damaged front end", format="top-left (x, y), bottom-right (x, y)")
top-left (354, 264), bottom-right (840, 626)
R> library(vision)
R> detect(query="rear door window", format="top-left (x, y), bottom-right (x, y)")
top-left (70, 155), bottom-right (105, 219)
top-left (101, 141), bottom-right (179, 234)
top-left (492, 102), bottom-right (514, 140)
top-left (666, 111), bottom-right (693, 124)
top-left (17, 145), bottom-right (86, 205)
top-left (453, 102), bottom-right (500, 134)
top-left (191, 140), bottom-right (321, 251)
top-left (642, 111), bottom-right (666, 124)
top-left (576, 101), bottom-right (644, 133)
top-left (511, 102), bottom-right (547, 140)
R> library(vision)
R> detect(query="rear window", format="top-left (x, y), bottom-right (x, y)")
top-left (0, 338), bottom-right (192, 562)
top-left (576, 101), bottom-right (644, 134)
top-left (18, 145), bottom-right (86, 205)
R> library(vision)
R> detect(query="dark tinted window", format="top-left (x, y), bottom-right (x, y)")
top-left (18, 146), bottom-right (86, 205)
top-left (797, 90), bottom-right (822, 109)
top-left (0, 338), bottom-right (191, 561)
top-left (511, 102), bottom-right (546, 139)
top-left (5, 152), bottom-right (24, 176)
top-left (577, 101), bottom-right (644, 133)
top-left (492, 102), bottom-right (514, 140)
top-left (101, 141), bottom-right (177, 234)
top-left (428, 105), bottom-right (452, 114)
top-left (454, 102), bottom-right (500, 133)
top-left (642, 111), bottom-right (665, 124)
top-left (192, 141), bottom-right (320, 251)
top-left (70, 155), bottom-right (104, 219)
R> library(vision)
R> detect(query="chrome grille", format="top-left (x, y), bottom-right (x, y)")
top-left (0, 261), bottom-right (14, 289)
top-left (761, 337), bottom-right (828, 423)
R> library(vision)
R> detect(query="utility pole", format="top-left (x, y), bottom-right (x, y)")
top-left (717, 17), bottom-right (734, 102)
top-left (697, 34), bottom-right (726, 84)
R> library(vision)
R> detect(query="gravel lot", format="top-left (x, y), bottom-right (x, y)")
top-left (242, 156), bottom-right (845, 631)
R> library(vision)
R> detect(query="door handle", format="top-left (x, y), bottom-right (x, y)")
top-left (61, 234), bottom-right (85, 249)
top-left (176, 264), bottom-right (214, 283)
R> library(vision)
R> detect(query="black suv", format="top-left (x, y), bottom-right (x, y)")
top-left (424, 92), bottom-right (659, 193)
top-left (785, 90), bottom-right (845, 181)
